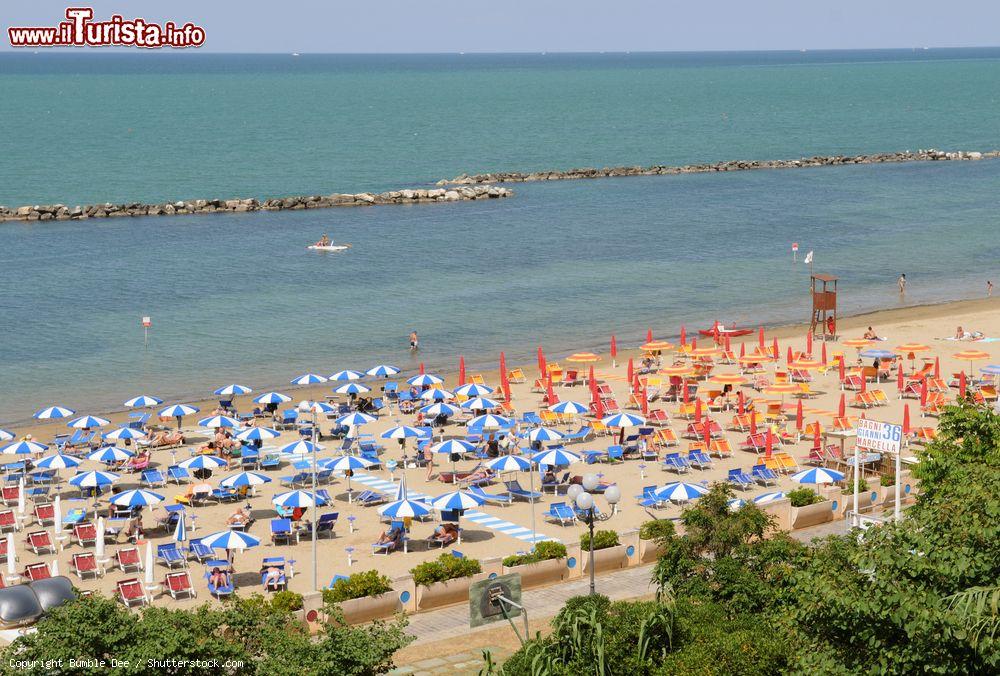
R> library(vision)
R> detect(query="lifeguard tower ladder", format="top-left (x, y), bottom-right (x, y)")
top-left (810, 274), bottom-right (838, 340)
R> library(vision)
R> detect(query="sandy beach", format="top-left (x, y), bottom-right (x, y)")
top-left (3, 295), bottom-right (998, 602)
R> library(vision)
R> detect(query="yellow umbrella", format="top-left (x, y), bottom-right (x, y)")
top-left (895, 343), bottom-right (931, 372)
top-left (842, 339), bottom-right (873, 349)
top-left (789, 359), bottom-right (823, 370)
top-left (658, 365), bottom-right (695, 377)
top-left (708, 373), bottom-right (747, 385)
top-left (764, 382), bottom-right (799, 408)
top-left (641, 341), bottom-right (675, 352)
top-left (954, 349), bottom-right (991, 381)
top-left (689, 346), bottom-right (720, 358)
top-left (566, 352), bottom-right (600, 364)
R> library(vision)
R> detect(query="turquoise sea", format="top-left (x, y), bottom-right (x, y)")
top-left (1, 50), bottom-right (999, 422)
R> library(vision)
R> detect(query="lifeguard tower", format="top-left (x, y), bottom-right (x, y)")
top-left (810, 274), bottom-right (838, 339)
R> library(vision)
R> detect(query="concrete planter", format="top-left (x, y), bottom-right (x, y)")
top-left (336, 591), bottom-right (401, 625)
top-left (836, 489), bottom-right (878, 518)
top-left (581, 544), bottom-right (628, 574)
top-left (791, 500), bottom-right (835, 529)
top-left (638, 538), bottom-right (665, 564)
top-left (501, 558), bottom-right (567, 589)
top-left (415, 573), bottom-right (487, 612)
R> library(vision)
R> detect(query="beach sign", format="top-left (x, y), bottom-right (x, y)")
top-left (141, 316), bottom-right (152, 327)
top-left (856, 418), bottom-right (902, 454)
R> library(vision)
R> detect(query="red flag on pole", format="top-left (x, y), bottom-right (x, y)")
top-left (934, 356), bottom-right (940, 379)
top-left (695, 397), bottom-right (702, 424)
top-left (796, 399), bottom-right (803, 431)
top-left (750, 410), bottom-right (758, 435)
top-left (458, 356), bottom-right (466, 385)
top-left (838, 393), bottom-right (846, 417)
top-left (627, 358), bottom-right (634, 390)
top-left (610, 335), bottom-right (617, 360)
top-left (765, 426), bottom-right (773, 459)
top-left (737, 390), bottom-right (745, 415)
top-left (897, 363), bottom-right (904, 392)
top-left (821, 342), bottom-right (828, 366)
top-left (680, 325), bottom-right (687, 346)
top-left (920, 377), bottom-right (928, 407)
top-left (646, 328), bottom-right (653, 343)
top-left (959, 371), bottom-right (967, 399)
top-left (537, 347), bottom-right (546, 376)
top-left (758, 326), bottom-right (765, 350)
top-left (902, 404), bottom-right (911, 436)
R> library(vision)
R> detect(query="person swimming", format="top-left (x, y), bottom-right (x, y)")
top-left (315, 234), bottom-right (331, 247)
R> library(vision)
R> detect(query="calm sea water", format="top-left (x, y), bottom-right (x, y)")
top-left (1, 50), bottom-right (999, 422)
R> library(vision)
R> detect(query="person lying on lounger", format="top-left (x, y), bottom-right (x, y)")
top-left (459, 466), bottom-right (494, 485)
top-left (429, 523), bottom-right (459, 546)
top-left (227, 507), bottom-right (251, 528)
top-left (375, 526), bottom-right (404, 547)
top-left (209, 567), bottom-right (230, 588)
top-left (261, 565), bottom-right (283, 586)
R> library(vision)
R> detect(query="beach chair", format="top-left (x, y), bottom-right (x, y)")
top-left (0, 537), bottom-right (8, 565)
top-left (372, 522), bottom-right (407, 555)
top-left (663, 452), bottom-right (690, 474)
top-left (602, 398), bottom-right (621, 414)
top-left (187, 540), bottom-right (213, 563)
top-left (276, 409), bottom-right (298, 430)
top-left (0, 485), bottom-right (19, 507)
top-left (751, 464), bottom-right (779, 486)
top-left (468, 485), bottom-right (513, 506)
top-left (654, 428), bottom-right (679, 449)
top-left (591, 420), bottom-right (609, 437)
top-left (279, 472), bottom-right (308, 489)
top-left (687, 449), bottom-right (713, 470)
top-left (506, 368), bottom-right (526, 384)
top-left (73, 521), bottom-right (97, 547)
top-left (504, 480), bottom-right (542, 502)
top-left (0, 509), bottom-right (17, 534)
top-left (117, 578), bottom-right (148, 608)
top-left (33, 502), bottom-right (55, 527)
top-left (140, 469), bottom-right (166, 488)
top-left (607, 446), bottom-right (625, 463)
top-left (312, 512), bottom-right (338, 539)
top-left (157, 543), bottom-right (187, 568)
top-left (541, 471), bottom-right (569, 494)
top-left (635, 485), bottom-right (663, 508)
top-left (63, 508), bottom-right (86, 529)
top-left (261, 557), bottom-right (288, 592)
top-left (164, 571), bottom-right (197, 599)
top-left (116, 546), bottom-right (143, 572)
top-left (23, 562), bottom-right (51, 582)
top-left (27, 530), bottom-right (55, 555)
top-left (741, 434), bottom-right (766, 454)
top-left (545, 502), bottom-right (576, 526)
top-left (270, 518), bottom-right (297, 545)
top-left (71, 552), bottom-right (100, 579)
top-left (353, 490), bottom-right (387, 507)
top-left (206, 571), bottom-right (235, 598)
top-left (562, 426), bottom-right (594, 443)
top-left (727, 468), bottom-right (754, 490)
top-left (773, 452), bottom-right (799, 473)
top-left (167, 465), bottom-right (190, 484)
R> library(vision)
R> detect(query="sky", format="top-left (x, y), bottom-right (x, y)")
top-left (3, 1), bottom-right (999, 53)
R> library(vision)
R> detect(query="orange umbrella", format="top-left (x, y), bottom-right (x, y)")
top-left (738, 354), bottom-right (772, 365)
top-left (658, 365), bottom-right (695, 377)
top-left (566, 352), bottom-right (600, 364)
top-left (641, 340), bottom-right (675, 352)
top-left (843, 339), bottom-right (873, 349)
top-left (896, 343), bottom-right (931, 372)
top-left (708, 373), bottom-right (747, 385)
top-left (689, 346), bottom-right (719, 358)
top-left (789, 359), bottom-right (823, 370)
top-left (954, 350), bottom-right (991, 380)
top-left (764, 383), bottom-right (799, 394)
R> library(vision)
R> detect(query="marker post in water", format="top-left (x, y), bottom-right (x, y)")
top-left (856, 418), bottom-right (903, 524)
top-left (141, 316), bottom-right (151, 348)
top-left (791, 242), bottom-right (798, 263)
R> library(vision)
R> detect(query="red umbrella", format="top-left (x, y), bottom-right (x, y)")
top-left (739, 342), bottom-right (746, 358)
top-left (640, 382), bottom-right (649, 415)
top-left (458, 356), bottom-right (466, 385)
top-left (703, 418), bottom-right (711, 447)
top-left (765, 426), bottom-right (773, 459)
top-left (691, 337), bottom-right (698, 351)
top-left (838, 357), bottom-right (845, 382)
top-left (632, 374), bottom-right (641, 398)
top-left (838, 393), bottom-right (846, 418)
top-left (737, 390), bottom-right (745, 414)
top-left (610, 335), bottom-right (618, 361)
top-left (537, 347), bottom-right (546, 376)
top-left (694, 397), bottom-right (702, 424)
top-left (750, 410), bottom-right (757, 435)
top-left (813, 423), bottom-right (821, 450)
top-left (680, 325), bottom-right (687, 346)
top-left (712, 321), bottom-right (721, 343)
top-left (646, 328), bottom-right (653, 343)
top-left (771, 338), bottom-right (779, 360)
top-left (502, 371), bottom-right (512, 402)
top-left (821, 342), bottom-right (828, 366)
top-left (499, 352), bottom-right (507, 382)
top-left (786, 346), bottom-right (793, 365)
top-left (897, 363), bottom-right (904, 392)
top-left (419, 362), bottom-right (425, 375)
top-left (758, 326), bottom-right (765, 350)
top-left (959, 371), bottom-right (967, 398)
top-left (725, 334), bottom-right (731, 353)
top-left (546, 375), bottom-right (555, 404)
top-left (920, 377), bottom-right (928, 407)
top-left (806, 331), bottom-right (813, 355)
top-left (795, 399), bottom-right (803, 431)
top-left (588, 365), bottom-right (596, 395)
top-left (933, 356), bottom-right (940, 379)
top-left (627, 358), bottom-right (634, 389)
top-left (902, 404), bottom-right (911, 436)
top-left (682, 380), bottom-right (690, 404)
top-left (594, 396), bottom-right (605, 419)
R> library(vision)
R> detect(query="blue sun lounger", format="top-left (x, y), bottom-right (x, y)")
top-left (157, 543), bottom-right (186, 569)
top-left (545, 502), bottom-right (576, 526)
top-left (206, 571), bottom-right (234, 598)
top-left (727, 468), bottom-right (754, 490)
top-left (503, 480), bottom-right (542, 502)
top-left (751, 464), bottom-right (779, 486)
top-left (468, 485), bottom-right (513, 506)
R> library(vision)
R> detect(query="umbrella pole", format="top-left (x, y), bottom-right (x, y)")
top-left (530, 465), bottom-right (537, 546)
top-left (311, 411), bottom-right (318, 591)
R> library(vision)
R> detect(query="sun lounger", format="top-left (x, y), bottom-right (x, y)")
top-left (27, 530), bottom-right (55, 555)
top-left (773, 452), bottom-right (799, 473)
top-left (635, 485), bottom-right (663, 508)
top-left (270, 518), bottom-right (297, 545)
top-left (545, 502), bottom-right (576, 526)
top-left (0, 510), bottom-right (17, 534)
top-left (561, 426), bottom-right (593, 442)
top-left (22, 563), bottom-right (50, 582)
top-left (663, 452), bottom-right (690, 474)
top-left (71, 552), bottom-right (100, 579)
top-left (353, 489), bottom-right (387, 507)
top-left (541, 471), bottom-right (569, 494)
top-left (372, 523), bottom-right (407, 555)
top-left (468, 485), bottom-right (513, 506)
top-left (741, 434), bottom-right (766, 454)
top-left (654, 428), bottom-right (678, 449)
top-left (167, 465), bottom-right (190, 484)
top-left (73, 522), bottom-right (97, 547)
top-left (117, 578), bottom-right (148, 607)
top-left (0, 486), bottom-right (19, 507)
top-left (206, 571), bottom-right (234, 598)
top-left (164, 571), bottom-right (196, 599)
top-left (116, 546), bottom-right (142, 572)
top-left (727, 468), bottom-right (754, 490)
top-left (503, 480), bottom-right (542, 502)
top-left (157, 543), bottom-right (187, 568)
top-left (751, 464), bottom-right (779, 486)
top-left (187, 540), bottom-right (213, 563)
top-left (687, 450), bottom-right (713, 470)
top-left (140, 469), bottom-right (166, 488)
top-left (33, 503), bottom-right (54, 527)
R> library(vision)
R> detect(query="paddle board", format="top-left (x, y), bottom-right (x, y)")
top-left (307, 244), bottom-right (351, 252)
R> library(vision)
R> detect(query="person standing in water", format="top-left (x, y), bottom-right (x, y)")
top-left (409, 331), bottom-right (419, 351)
top-left (898, 274), bottom-right (907, 294)
top-left (988, 280), bottom-right (993, 297)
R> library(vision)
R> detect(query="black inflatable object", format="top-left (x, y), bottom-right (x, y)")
top-left (0, 585), bottom-right (44, 628)
top-left (30, 576), bottom-right (75, 612)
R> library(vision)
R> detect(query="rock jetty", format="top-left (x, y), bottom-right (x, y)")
top-left (0, 185), bottom-right (513, 223)
top-left (438, 149), bottom-right (999, 185)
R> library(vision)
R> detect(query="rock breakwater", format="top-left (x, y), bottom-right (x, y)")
top-left (0, 185), bottom-right (513, 223)
top-left (438, 149), bottom-right (999, 185)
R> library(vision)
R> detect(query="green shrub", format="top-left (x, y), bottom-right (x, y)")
top-left (639, 519), bottom-right (675, 541)
top-left (580, 529), bottom-right (620, 551)
top-left (841, 476), bottom-right (869, 494)
top-left (788, 488), bottom-right (822, 507)
top-left (322, 570), bottom-right (393, 604)
top-left (269, 590), bottom-right (303, 612)
top-left (879, 473), bottom-right (895, 486)
top-left (409, 553), bottom-right (482, 587)
top-left (503, 540), bottom-right (568, 567)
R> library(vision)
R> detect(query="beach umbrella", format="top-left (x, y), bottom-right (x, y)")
top-left (980, 364), bottom-right (1000, 376)
top-left (765, 427), bottom-right (774, 459)
top-left (103, 427), bottom-right (146, 442)
top-left (407, 373), bottom-right (443, 387)
top-left (199, 529), bottom-right (261, 550)
top-left (567, 352), bottom-right (600, 364)
top-left (198, 415), bottom-right (241, 429)
top-left (5, 533), bottom-right (14, 578)
top-left (627, 358), bottom-right (634, 389)
top-left (703, 418), bottom-right (711, 448)
top-left (920, 377), bottom-right (928, 407)
top-left (329, 369), bottom-right (365, 382)
top-left (795, 400), bottom-right (804, 432)
top-left (468, 414), bottom-right (512, 430)
top-left (806, 331), bottom-right (813, 355)
top-left (485, 454), bottom-right (532, 473)
top-left (694, 398), bottom-right (702, 424)
top-left (959, 371), bottom-right (967, 399)
top-left (771, 338), bottom-right (779, 360)
top-left (611, 335), bottom-right (618, 364)
top-left (758, 326), bottom-right (765, 350)
top-left (708, 373), bottom-right (747, 386)
top-left (1, 440), bottom-right (47, 455)
top-left (902, 405), bottom-right (911, 436)
top-left (737, 390), bottom-right (745, 414)
top-left (335, 412), bottom-right (377, 427)
top-left (860, 349), bottom-right (895, 360)
top-left (87, 446), bottom-right (134, 463)
top-left (501, 370), bottom-right (512, 403)
top-left (36, 453), bottom-right (81, 470)
top-left (821, 343), bottom-right (828, 366)
top-left (253, 391), bottom-right (291, 405)
top-left (291, 373), bottom-right (328, 385)
top-left (646, 328), bottom-right (653, 343)
top-left (16, 478), bottom-right (24, 519)
top-left (174, 513), bottom-right (187, 543)
top-left (52, 496), bottom-right (61, 543)
top-left (455, 383), bottom-right (494, 398)
top-left (521, 427), bottom-right (565, 443)
top-left (727, 498), bottom-right (747, 511)
top-left (419, 363), bottom-right (425, 374)
top-left (431, 490), bottom-right (485, 512)
top-left (550, 401), bottom-right (589, 415)
top-left (421, 387), bottom-right (453, 401)
top-left (537, 347), bottom-right (546, 376)
top-left (602, 412), bottom-right (645, 428)
top-left (214, 384), bottom-right (253, 397)
top-left (272, 490), bottom-right (326, 509)
top-left (159, 404), bottom-right (200, 429)
top-left (334, 382), bottom-right (371, 395)
top-left (792, 467), bottom-right (845, 484)
top-left (220, 471), bottom-right (271, 488)
top-left (934, 357), bottom-right (941, 379)
top-left (838, 393), bottom-right (846, 418)
top-left (379, 495), bottom-right (430, 519)
top-left (235, 426), bottom-right (281, 443)
top-left (461, 396), bottom-right (499, 410)
top-left (95, 518), bottom-right (105, 560)
top-left (642, 341), bottom-right (674, 352)
top-left (124, 395), bottom-right (162, 408)
top-left (0, 429), bottom-right (12, 443)
top-left (954, 350), bottom-right (991, 381)
top-left (420, 402), bottom-right (461, 418)
top-left (110, 489), bottom-right (165, 507)
top-left (69, 470), bottom-right (119, 488)
top-left (897, 363), bottom-right (905, 392)
top-left (754, 491), bottom-right (787, 505)
top-left (531, 448), bottom-right (581, 467)
top-left (67, 415), bottom-right (110, 429)
top-left (178, 455), bottom-right (227, 470)
top-left (429, 439), bottom-right (475, 456)
top-left (838, 357), bottom-right (846, 382)
top-left (33, 406), bottom-right (75, 420)
top-left (458, 356), bottom-right (466, 385)
top-left (144, 541), bottom-right (154, 587)
top-left (679, 325), bottom-right (687, 346)
top-left (299, 400), bottom-right (336, 415)
top-left (381, 425), bottom-right (426, 439)
top-left (320, 455), bottom-right (372, 500)
top-left (690, 346), bottom-right (719, 358)
top-left (278, 440), bottom-right (323, 455)
top-left (366, 364), bottom-right (400, 378)
top-left (786, 346), bottom-right (793, 365)
top-left (655, 482), bottom-right (708, 502)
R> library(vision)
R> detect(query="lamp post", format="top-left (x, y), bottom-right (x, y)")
top-left (568, 474), bottom-right (621, 596)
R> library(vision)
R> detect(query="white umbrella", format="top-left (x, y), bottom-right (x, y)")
top-left (53, 495), bottom-right (62, 541)
top-left (51, 559), bottom-right (59, 577)
top-left (16, 477), bottom-right (25, 518)
top-left (144, 540), bottom-right (154, 585)
top-left (95, 517), bottom-right (106, 561)
top-left (5, 532), bottom-right (14, 577)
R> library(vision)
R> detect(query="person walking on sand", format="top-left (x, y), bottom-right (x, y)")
top-left (409, 330), bottom-right (419, 351)
top-left (988, 280), bottom-right (993, 297)
top-left (898, 274), bottom-right (907, 294)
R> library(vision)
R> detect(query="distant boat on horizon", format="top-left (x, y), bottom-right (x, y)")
top-left (292, 53), bottom-right (300, 57)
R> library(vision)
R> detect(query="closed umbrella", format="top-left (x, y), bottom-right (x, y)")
top-left (144, 542), bottom-right (155, 585)
top-left (174, 512), bottom-right (187, 543)
top-left (458, 356), bottom-right (466, 386)
top-left (95, 517), bottom-right (105, 561)
top-left (5, 533), bottom-right (14, 577)
top-left (53, 495), bottom-right (61, 542)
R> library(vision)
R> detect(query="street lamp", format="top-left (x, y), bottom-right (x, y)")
top-left (568, 474), bottom-right (621, 596)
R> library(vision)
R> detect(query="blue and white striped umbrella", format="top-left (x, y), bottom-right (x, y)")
top-left (602, 412), bottom-right (646, 428)
top-left (420, 402), bottom-right (461, 418)
top-left (329, 369), bottom-right (365, 382)
top-left (299, 400), bottom-right (337, 415)
top-left (198, 529), bottom-right (260, 550)
top-left (727, 498), bottom-right (747, 511)
top-left (174, 515), bottom-right (187, 543)
top-left (214, 384), bottom-right (253, 396)
top-left (366, 364), bottom-right (401, 378)
top-left (521, 427), bottom-right (565, 442)
top-left (110, 489), bottom-right (165, 507)
top-left (980, 364), bottom-right (1000, 375)
top-left (178, 455), bottom-right (227, 470)
top-left (468, 414), bottom-right (513, 430)
top-left (67, 415), bottom-right (111, 429)
top-left (654, 482), bottom-right (709, 502)
top-left (272, 490), bottom-right (326, 508)
top-left (235, 426), bottom-right (281, 442)
top-left (379, 498), bottom-right (430, 519)
top-left (454, 383), bottom-right (494, 397)
top-left (220, 471), bottom-right (271, 488)
top-left (460, 396), bottom-right (499, 410)
top-left (1, 440), bottom-right (48, 455)
top-left (33, 406), bottom-right (75, 420)
top-left (549, 401), bottom-right (589, 415)
top-left (429, 439), bottom-right (475, 456)
top-left (319, 455), bottom-right (373, 472)
top-left (335, 412), bottom-right (377, 426)
top-left (420, 388), bottom-right (454, 401)
top-left (253, 391), bottom-right (291, 405)
top-left (279, 440), bottom-right (324, 455)
top-left (859, 349), bottom-right (895, 360)
top-left (103, 427), bottom-right (146, 441)
top-left (36, 453), bottom-right (81, 469)
top-left (791, 468), bottom-right (846, 485)
top-left (159, 404), bottom-right (200, 418)
top-left (485, 454), bottom-right (532, 472)
top-left (0, 429), bottom-right (13, 442)
top-left (198, 415), bottom-right (241, 429)
top-left (291, 373), bottom-right (328, 386)
top-left (407, 373), bottom-right (444, 387)
top-left (124, 395), bottom-right (162, 408)
top-left (531, 448), bottom-right (581, 467)
top-left (431, 490), bottom-right (485, 512)
top-left (334, 382), bottom-right (371, 395)
top-left (69, 470), bottom-right (119, 488)
top-left (753, 491), bottom-right (787, 505)
top-left (381, 425), bottom-right (426, 440)
top-left (87, 446), bottom-right (134, 463)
